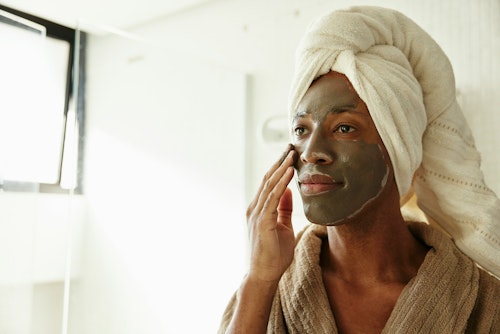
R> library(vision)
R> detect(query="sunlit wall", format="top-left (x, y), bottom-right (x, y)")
top-left (67, 30), bottom-right (247, 333)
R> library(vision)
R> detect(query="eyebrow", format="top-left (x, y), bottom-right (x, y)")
top-left (293, 104), bottom-right (358, 121)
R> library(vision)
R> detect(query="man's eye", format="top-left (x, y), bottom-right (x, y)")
top-left (294, 126), bottom-right (306, 136)
top-left (336, 124), bottom-right (355, 133)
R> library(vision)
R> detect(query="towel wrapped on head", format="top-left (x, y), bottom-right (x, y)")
top-left (289, 6), bottom-right (500, 277)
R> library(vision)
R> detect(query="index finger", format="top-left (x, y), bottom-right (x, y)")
top-left (248, 144), bottom-right (295, 211)
top-left (258, 144), bottom-right (295, 193)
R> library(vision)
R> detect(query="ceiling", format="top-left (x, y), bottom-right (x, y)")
top-left (0, 0), bottom-right (216, 30)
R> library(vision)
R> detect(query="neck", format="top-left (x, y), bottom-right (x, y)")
top-left (321, 206), bottom-right (429, 285)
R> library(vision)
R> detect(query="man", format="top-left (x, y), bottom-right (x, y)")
top-left (219, 6), bottom-right (499, 334)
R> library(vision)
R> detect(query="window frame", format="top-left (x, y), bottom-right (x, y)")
top-left (0, 4), bottom-right (85, 194)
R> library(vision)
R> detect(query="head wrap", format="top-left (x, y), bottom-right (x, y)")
top-left (289, 6), bottom-right (500, 277)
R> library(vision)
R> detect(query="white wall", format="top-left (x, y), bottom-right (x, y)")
top-left (69, 31), bottom-right (247, 333)
top-left (0, 192), bottom-right (85, 334)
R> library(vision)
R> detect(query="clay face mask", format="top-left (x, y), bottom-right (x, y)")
top-left (292, 71), bottom-right (392, 225)
top-left (296, 140), bottom-right (389, 225)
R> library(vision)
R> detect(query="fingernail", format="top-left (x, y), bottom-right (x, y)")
top-left (284, 143), bottom-right (294, 154)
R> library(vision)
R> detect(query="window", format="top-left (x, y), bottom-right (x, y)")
top-left (0, 5), bottom-right (84, 193)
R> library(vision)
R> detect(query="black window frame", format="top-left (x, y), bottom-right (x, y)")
top-left (0, 4), bottom-right (85, 194)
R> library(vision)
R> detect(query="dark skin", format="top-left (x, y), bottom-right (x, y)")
top-left (225, 72), bottom-right (429, 334)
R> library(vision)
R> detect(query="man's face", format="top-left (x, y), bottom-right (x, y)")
top-left (292, 71), bottom-right (392, 225)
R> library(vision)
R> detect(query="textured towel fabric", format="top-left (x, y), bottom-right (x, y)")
top-left (288, 6), bottom-right (500, 278)
top-left (218, 223), bottom-right (500, 333)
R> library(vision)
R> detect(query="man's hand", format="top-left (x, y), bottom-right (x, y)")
top-left (224, 145), bottom-right (297, 334)
top-left (246, 144), bottom-right (297, 283)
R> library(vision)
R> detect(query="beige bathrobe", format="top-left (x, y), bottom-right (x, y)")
top-left (219, 222), bottom-right (499, 333)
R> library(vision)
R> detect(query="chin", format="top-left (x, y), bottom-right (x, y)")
top-left (310, 219), bottom-right (349, 227)
top-left (303, 206), bottom-right (349, 226)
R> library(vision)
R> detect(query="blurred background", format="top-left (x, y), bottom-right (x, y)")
top-left (0, 0), bottom-right (498, 333)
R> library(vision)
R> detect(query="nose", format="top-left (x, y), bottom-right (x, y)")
top-left (299, 131), bottom-right (333, 165)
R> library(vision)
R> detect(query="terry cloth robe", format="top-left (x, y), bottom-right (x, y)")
top-left (218, 222), bottom-right (499, 333)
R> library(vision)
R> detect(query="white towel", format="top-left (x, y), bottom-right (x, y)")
top-left (288, 6), bottom-right (500, 277)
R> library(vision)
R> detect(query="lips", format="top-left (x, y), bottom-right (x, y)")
top-left (298, 173), bottom-right (342, 195)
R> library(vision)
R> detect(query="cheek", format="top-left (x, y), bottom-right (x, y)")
top-left (353, 144), bottom-right (390, 190)
top-left (337, 142), bottom-right (389, 187)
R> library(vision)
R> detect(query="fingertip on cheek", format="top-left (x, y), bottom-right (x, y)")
top-left (289, 150), bottom-right (298, 168)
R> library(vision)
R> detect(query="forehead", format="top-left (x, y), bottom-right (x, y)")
top-left (295, 71), bottom-right (368, 119)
